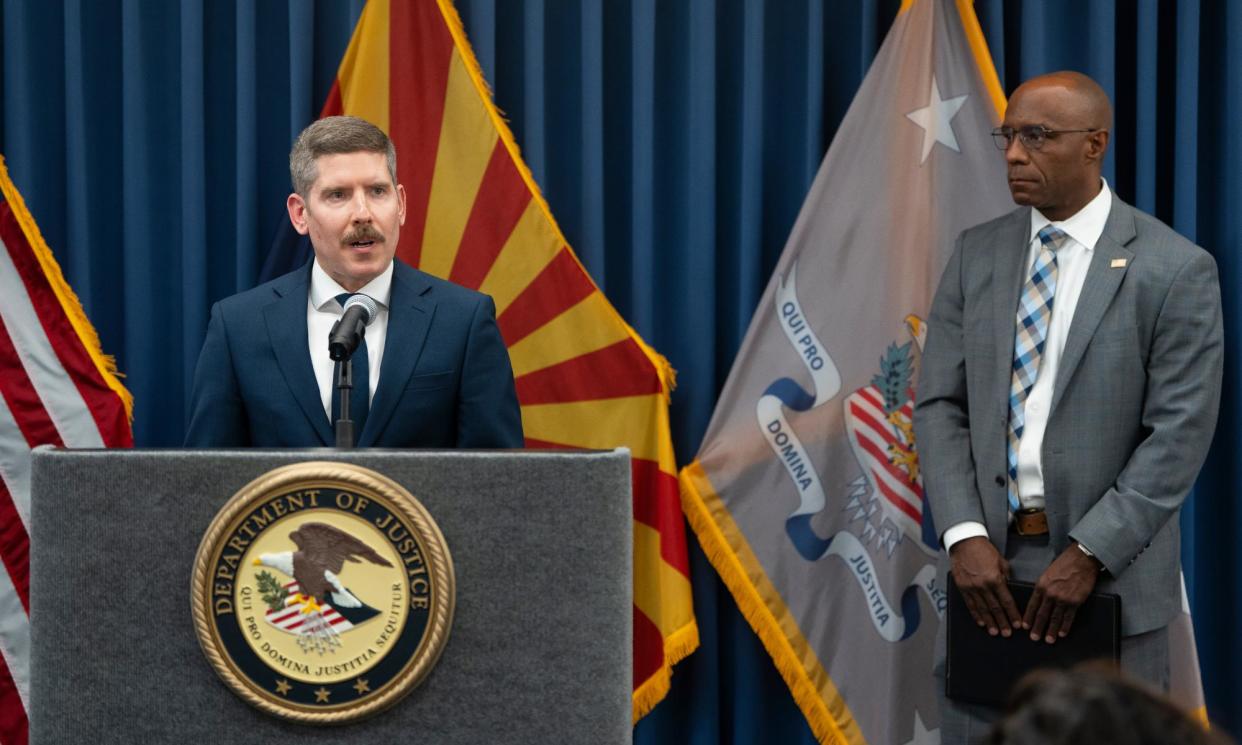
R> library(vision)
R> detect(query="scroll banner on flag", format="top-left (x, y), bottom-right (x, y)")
top-left (679, 0), bottom-right (1211, 740)
top-left (315, 0), bottom-right (697, 720)
top-left (0, 155), bottom-right (133, 745)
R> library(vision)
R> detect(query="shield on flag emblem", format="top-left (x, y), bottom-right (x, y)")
top-left (844, 384), bottom-right (924, 542)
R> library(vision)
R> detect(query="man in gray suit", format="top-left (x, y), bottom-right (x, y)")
top-left (913, 71), bottom-right (1223, 739)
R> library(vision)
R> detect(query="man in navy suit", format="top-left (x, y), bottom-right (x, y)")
top-left (185, 116), bottom-right (523, 448)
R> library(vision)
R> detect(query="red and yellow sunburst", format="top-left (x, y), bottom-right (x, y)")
top-left (321, 0), bottom-right (698, 720)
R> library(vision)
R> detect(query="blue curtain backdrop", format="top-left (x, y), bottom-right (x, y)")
top-left (3, 0), bottom-right (1239, 740)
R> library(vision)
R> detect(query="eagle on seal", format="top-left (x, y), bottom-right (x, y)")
top-left (254, 522), bottom-right (393, 616)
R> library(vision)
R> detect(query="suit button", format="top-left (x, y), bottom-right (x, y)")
top-left (995, 475), bottom-right (1005, 486)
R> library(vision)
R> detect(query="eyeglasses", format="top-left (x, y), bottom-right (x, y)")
top-left (991, 125), bottom-right (1103, 151)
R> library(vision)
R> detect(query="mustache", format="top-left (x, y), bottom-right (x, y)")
top-left (342, 225), bottom-right (384, 245)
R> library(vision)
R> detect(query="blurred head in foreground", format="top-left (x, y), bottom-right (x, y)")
top-left (986, 663), bottom-right (1232, 745)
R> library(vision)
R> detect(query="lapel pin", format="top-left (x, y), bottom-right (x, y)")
top-left (1110, 258), bottom-right (1127, 268)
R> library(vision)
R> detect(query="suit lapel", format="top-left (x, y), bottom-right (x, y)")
top-left (358, 263), bottom-right (435, 446)
top-left (1050, 200), bottom-right (1137, 412)
top-left (992, 209), bottom-right (1031, 412)
top-left (263, 265), bottom-right (333, 446)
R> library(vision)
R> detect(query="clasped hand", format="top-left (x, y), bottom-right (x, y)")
top-left (949, 536), bottom-right (1100, 643)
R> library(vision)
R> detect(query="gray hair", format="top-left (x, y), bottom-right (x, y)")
top-left (289, 115), bottom-right (398, 197)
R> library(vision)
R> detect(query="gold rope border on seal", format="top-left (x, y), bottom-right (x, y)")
top-left (190, 461), bottom-right (456, 724)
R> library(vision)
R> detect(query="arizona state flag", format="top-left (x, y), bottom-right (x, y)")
top-left (0, 155), bottom-right (133, 745)
top-left (314, 0), bottom-right (697, 719)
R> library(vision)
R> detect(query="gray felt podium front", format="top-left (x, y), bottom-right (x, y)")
top-left (29, 448), bottom-right (632, 744)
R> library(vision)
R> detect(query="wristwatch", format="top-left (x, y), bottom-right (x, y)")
top-left (1075, 541), bottom-right (1104, 571)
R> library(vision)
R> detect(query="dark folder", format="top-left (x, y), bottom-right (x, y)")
top-left (946, 576), bottom-right (1121, 707)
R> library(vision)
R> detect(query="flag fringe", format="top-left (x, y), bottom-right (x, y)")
top-left (679, 461), bottom-right (859, 745)
top-left (434, 0), bottom-right (569, 258)
top-left (631, 619), bottom-right (700, 722)
top-left (437, 1), bottom-right (691, 716)
top-left (0, 155), bottom-right (134, 422)
top-left (632, 333), bottom-right (677, 400)
top-left (433, 0), bottom-right (676, 399)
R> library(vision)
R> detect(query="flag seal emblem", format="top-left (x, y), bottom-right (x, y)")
top-left (191, 462), bottom-right (455, 723)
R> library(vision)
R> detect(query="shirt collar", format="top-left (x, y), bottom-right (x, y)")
top-left (1029, 178), bottom-right (1113, 252)
top-left (310, 259), bottom-right (394, 312)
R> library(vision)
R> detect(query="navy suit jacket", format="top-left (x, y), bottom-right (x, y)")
top-left (184, 260), bottom-right (523, 448)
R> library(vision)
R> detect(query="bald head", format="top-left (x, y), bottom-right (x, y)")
top-left (1001, 71), bottom-right (1112, 220)
top-left (1013, 71), bottom-right (1113, 131)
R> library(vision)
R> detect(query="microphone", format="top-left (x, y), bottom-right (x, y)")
top-left (328, 294), bottom-right (378, 361)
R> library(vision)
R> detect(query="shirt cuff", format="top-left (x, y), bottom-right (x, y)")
top-left (942, 521), bottom-right (989, 551)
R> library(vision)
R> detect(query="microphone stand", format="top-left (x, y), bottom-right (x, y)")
top-left (329, 297), bottom-right (374, 450)
top-left (333, 357), bottom-right (356, 449)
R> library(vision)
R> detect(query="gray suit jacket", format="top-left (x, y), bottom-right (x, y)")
top-left (913, 195), bottom-right (1223, 636)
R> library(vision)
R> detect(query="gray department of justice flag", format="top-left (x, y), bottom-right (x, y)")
top-left (680, 0), bottom-right (1012, 742)
top-left (682, 0), bottom-right (1211, 740)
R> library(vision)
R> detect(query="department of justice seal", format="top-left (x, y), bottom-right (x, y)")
top-left (191, 462), bottom-right (454, 723)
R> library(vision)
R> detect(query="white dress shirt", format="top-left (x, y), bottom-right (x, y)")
top-left (307, 259), bottom-right (392, 421)
top-left (942, 181), bottom-right (1113, 550)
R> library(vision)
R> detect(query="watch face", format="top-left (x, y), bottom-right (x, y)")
top-left (192, 461), bottom-right (455, 723)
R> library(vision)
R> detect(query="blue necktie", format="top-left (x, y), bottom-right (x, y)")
top-left (331, 293), bottom-right (369, 436)
top-left (1006, 226), bottom-right (1067, 512)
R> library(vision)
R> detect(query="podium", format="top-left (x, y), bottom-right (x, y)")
top-left (30, 449), bottom-right (632, 744)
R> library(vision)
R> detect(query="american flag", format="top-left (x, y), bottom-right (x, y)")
top-left (0, 155), bottom-right (132, 745)
top-left (265, 581), bottom-right (355, 634)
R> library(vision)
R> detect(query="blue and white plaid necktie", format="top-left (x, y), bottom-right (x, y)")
top-left (1006, 226), bottom-right (1067, 512)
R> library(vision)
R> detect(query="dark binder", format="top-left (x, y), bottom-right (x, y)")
top-left (946, 576), bottom-right (1121, 707)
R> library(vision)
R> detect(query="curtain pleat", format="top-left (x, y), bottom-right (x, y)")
top-left (1132, 0), bottom-right (1158, 213)
top-left (576, 0), bottom-right (606, 288)
top-left (1171, 0), bottom-right (1199, 239)
top-left (287, 1), bottom-right (314, 142)
top-left (627, 0), bottom-right (657, 336)
top-left (1187, 1), bottom-right (1242, 730)
top-left (231, 1), bottom-right (257, 290)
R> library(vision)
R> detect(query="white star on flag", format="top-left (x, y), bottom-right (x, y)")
top-left (906, 76), bottom-right (969, 163)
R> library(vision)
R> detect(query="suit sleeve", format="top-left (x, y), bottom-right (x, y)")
top-left (455, 295), bottom-right (524, 448)
top-left (1068, 250), bottom-right (1224, 576)
top-left (184, 302), bottom-right (250, 447)
top-left (913, 233), bottom-right (988, 539)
